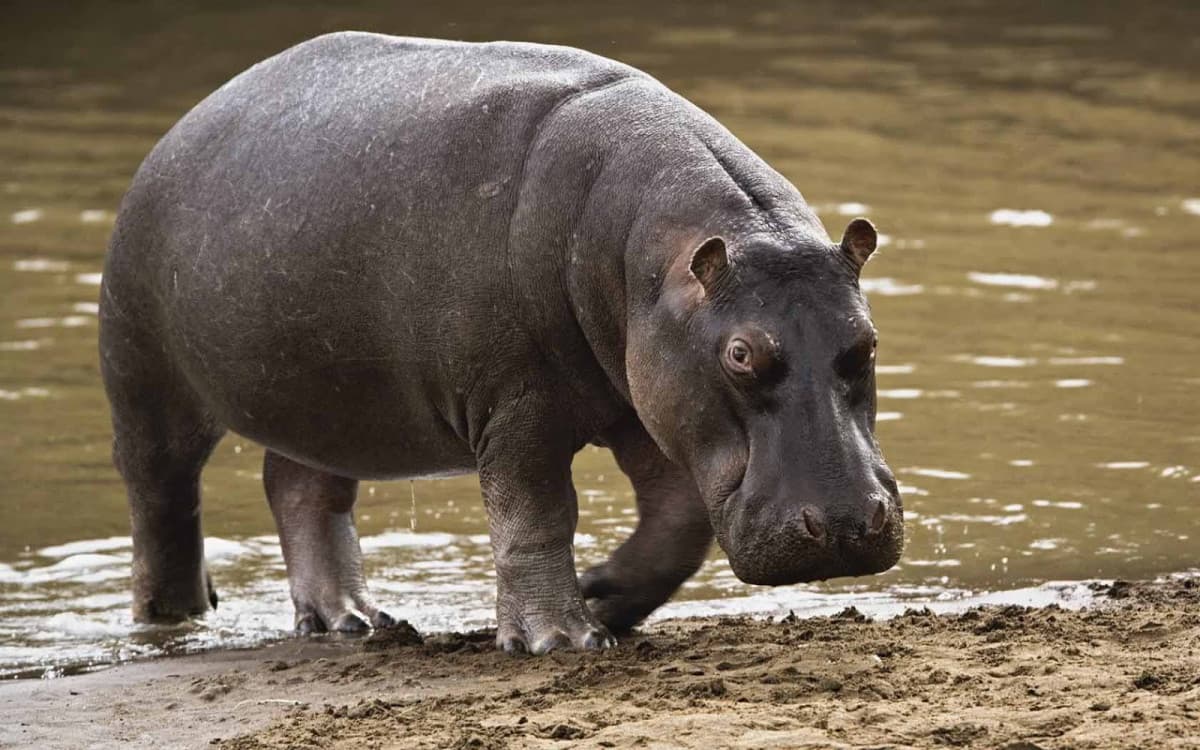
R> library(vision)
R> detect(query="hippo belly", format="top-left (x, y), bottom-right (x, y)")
top-left (204, 356), bottom-right (480, 481)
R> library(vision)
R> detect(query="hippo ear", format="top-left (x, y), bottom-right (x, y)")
top-left (840, 218), bottom-right (878, 270)
top-left (689, 236), bottom-right (729, 293)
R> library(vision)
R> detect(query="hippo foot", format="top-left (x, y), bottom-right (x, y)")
top-left (580, 563), bottom-right (662, 635)
top-left (494, 597), bottom-right (616, 655)
top-left (293, 601), bottom-right (398, 635)
top-left (132, 567), bottom-right (217, 624)
top-left (133, 594), bottom-right (212, 625)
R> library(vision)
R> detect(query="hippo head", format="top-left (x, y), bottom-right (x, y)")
top-left (627, 218), bottom-right (903, 585)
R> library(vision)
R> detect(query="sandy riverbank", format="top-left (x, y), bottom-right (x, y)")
top-left (2, 578), bottom-right (1197, 749)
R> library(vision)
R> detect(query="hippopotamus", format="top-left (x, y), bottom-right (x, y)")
top-left (99, 32), bottom-right (903, 654)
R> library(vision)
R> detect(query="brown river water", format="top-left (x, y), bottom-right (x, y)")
top-left (1, 0), bottom-right (1197, 678)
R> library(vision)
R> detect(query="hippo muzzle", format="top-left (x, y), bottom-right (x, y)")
top-left (718, 469), bottom-right (905, 586)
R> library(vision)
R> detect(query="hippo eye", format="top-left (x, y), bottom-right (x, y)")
top-left (837, 334), bottom-right (877, 381)
top-left (725, 338), bottom-right (754, 374)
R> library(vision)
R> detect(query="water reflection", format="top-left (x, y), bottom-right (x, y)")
top-left (858, 277), bottom-right (924, 296)
top-left (10, 210), bottom-right (42, 225)
top-left (2, 0), bottom-right (1199, 677)
top-left (988, 209), bottom-right (1054, 228)
top-left (967, 271), bottom-right (1059, 290)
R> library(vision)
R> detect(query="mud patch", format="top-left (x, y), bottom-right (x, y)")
top-left (218, 578), bottom-right (1200, 749)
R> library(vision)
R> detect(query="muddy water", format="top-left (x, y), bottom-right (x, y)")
top-left (1, 1), bottom-right (1197, 678)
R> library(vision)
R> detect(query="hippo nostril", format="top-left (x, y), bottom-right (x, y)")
top-left (865, 495), bottom-right (888, 537)
top-left (802, 507), bottom-right (826, 541)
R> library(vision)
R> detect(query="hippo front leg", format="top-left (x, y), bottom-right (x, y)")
top-left (477, 415), bottom-right (615, 655)
top-left (581, 417), bottom-right (714, 633)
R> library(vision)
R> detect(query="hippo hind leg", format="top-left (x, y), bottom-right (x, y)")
top-left (581, 416), bottom-right (714, 633)
top-left (101, 320), bottom-right (224, 623)
top-left (262, 450), bottom-right (397, 634)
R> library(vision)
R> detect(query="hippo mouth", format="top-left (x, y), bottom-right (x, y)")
top-left (719, 492), bottom-right (904, 587)
top-left (728, 541), bottom-right (903, 587)
top-left (705, 466), bottom-right (747, 551)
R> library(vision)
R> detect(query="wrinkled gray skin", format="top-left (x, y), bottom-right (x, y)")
top-left (100, 32), bottom-right (903, 654)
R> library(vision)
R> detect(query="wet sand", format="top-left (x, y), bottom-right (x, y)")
top-left (2, 578), bottom-right (1197, 749)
